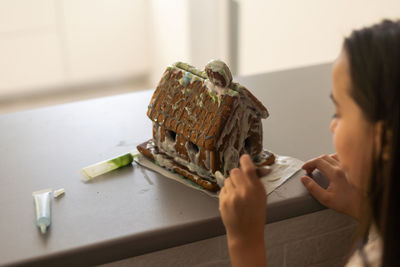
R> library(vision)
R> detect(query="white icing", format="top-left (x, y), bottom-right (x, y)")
top-left (205, 79), bottom-right (226, 98)
top-left (153, 122), bottom-right (214, 180)
top-left (161, 135), bottom-right (176, 154)
top-left (223, 145), bottom-right (239, 175)
top-left (185, 141), bottom-right (199, 164)
top-left (154, 153), bottom-right (174, 170)
top-left (154, 122), bottom-right (160, 144)
top-left (215, 93), bottom-right (262, 175)
top-left (173, 156), bottom-right (213, 180)
top-left (204, 150), bottom-right (211, 170)
top-left (214, 171), bottom-right (225, 188)
top-left (154, 123), bottom-right (176, 155)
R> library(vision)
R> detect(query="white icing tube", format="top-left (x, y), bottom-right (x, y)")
top-left (32, 189), bottom-right (52, 234)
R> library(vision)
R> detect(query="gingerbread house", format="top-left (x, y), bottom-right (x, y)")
top-left (138, 60), bottom-right (271, 191)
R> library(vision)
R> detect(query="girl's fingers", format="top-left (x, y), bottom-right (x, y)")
top-left (301, 176), bottom-right (331, 206)
top-left (224, 177), bottom-right (235, 191)
top-left (302, 157), bottom-right (322, 173)
top-left (220, 185), bottom-right (227, 196)
top-left (240, 154), bottom-right (258, 182)
top-left (302, 157), bottom-right (337, 182)
top-left (302, 156), bottom-right (320, 174)
top-left (330, 153), bottom-right (340, 162)
top-left (229, 168), bottom-right (241, 187)
top-left (320, 154), bottom-right (339, 166)
top-left (302, 154), bottom-right (337, 173)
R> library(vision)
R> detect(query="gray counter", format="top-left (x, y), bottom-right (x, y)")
top-left (0, 63), bottom-right (334, 266)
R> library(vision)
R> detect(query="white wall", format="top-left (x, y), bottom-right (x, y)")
top-left (0, 0), bottom-right (64, 96)
top-left (148, 0), bottom-right (235, 87)
top-left (1, 1), bottom-right (399, 98)
top-left (61, 0), bottom-right (150, 84)
top-left (188, 0), bottom-right (234, 72)
top-left (150, 0), bottom-right (400, 80)
top-left (238, 0), bottom-right (400, 75)
top-left (0, 0), bottom-right (150, 98)
top-left (148, 0), bottom-right (190, 87)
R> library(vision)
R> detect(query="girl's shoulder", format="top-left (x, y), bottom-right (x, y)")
top-left (345, 226), bottom-right (382, 267)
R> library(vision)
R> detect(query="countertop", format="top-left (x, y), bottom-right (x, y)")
top-left (0, 63), bottom-right (334, 266)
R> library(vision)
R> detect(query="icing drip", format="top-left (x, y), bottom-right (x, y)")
top-left (151, 151), bottom-right (216, 187)
top-left (153, 121), bottom-right (214, 181)
top-left (223, 145), bottom-right (239, 175)
top-left (214, 171), bottom-right (225, 188)
top-left (154, 153), bottom-right (174, 170)
top-left (185, 141), bottom-right (198, 163)
top-left (204, 80), bottom-right (225, 104)
top-left (173, 156), bottom-right (214, 181)
top-left (217, 94), bottom-right (259, 176)
top-left (204, 150), bottom-right (211, 170)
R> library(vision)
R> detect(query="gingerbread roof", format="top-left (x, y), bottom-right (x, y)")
top-left (147, 62), bottom-right (268, 150)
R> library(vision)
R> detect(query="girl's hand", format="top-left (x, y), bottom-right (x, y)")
top-left (219, 154), bottom-right (267, 267)
top-left (301, 154), bottom-right (362, 220)
top-left (219, 154), bottom-right (267, 240)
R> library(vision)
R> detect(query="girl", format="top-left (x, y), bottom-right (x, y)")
top-left (219, 19), bottom-right (400, 267)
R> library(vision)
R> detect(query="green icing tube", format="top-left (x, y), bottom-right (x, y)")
top-left (81, 153), bottom-right (134, 182)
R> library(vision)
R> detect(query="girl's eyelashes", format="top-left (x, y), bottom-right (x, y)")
top-left (332, 113), bottom-right (339, 119)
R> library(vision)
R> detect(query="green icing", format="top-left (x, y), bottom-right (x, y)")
top-left (231, 82), bottom-right (242, 92)
top-left (227, 88), bottom-right (239, 96)
top-left (195, 95), bottom-right (204, 107)
top-left (174, 62), bottom-right (194, 70)
top-left (108, 153), bottom-right (133, 167)
top-left (173, 62), bottom-right (207, 79)
top-left (208, 91), bottom-right (218, 103)
top-left (193, 76), bottom-right (202, 82)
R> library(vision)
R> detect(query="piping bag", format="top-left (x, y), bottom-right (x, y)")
top-left (80, 152), bottom-right (138, 182)
top-left (32, 189), bottom-right (52, 234)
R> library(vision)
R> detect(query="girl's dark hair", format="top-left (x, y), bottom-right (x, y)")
top-left (344, 19), bottom-right (400, 266)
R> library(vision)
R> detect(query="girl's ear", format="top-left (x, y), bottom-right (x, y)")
top-left (374, 121), bottom-right (392, 161)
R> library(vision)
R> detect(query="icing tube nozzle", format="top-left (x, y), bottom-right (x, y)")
top-left (40, 223), bottom-right (47, 234)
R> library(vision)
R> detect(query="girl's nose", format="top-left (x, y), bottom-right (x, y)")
top-left (330, 119), bottom-right (337, 133)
